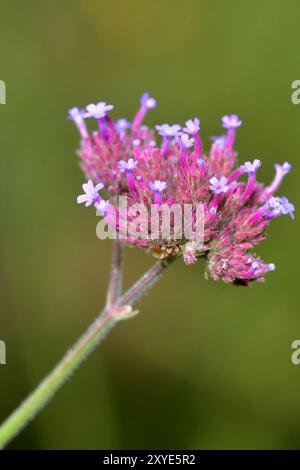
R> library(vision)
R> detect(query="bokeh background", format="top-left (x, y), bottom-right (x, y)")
top-left (0, 0), bottom-right (299, 450)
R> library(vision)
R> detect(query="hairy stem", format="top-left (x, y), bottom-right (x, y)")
top-left (106, 240), bottom-right (123, 307)
top-left (0, 258), bottom-right (172, 449)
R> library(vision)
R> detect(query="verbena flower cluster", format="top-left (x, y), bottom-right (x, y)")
top-left (70, 93), bottom-right (294, 285)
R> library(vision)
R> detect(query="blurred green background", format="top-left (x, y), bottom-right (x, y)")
top-left (0, 0), bottom-right (299, 450)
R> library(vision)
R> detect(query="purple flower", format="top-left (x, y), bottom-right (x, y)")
top-left (210, 135), bottom-right (227, 149)
top-left (77, 180), bottom-right (104, 207)
top-left (156, 124), bottom-right (181, 137)
top-left (209, 176), bottom-right (229, 194)
top-left (278, 196), bottom-right (295, 219)
top-left (73, 92), bottom-right (294, 285)
top-left (181, 133), bottom-right (195, 148)
top-left (84, 102), bottom-right (114, 119)
top-left (183, 118), bottom-right (200, 135)
top-left (149, 180), bottom-right (168, 193)
top-left (268, 196), bottom-right (295, 219)
top-left (268, 197), bottom-right (282, 210)
top-left (68, 107), bottom-right (84, 122)
top-left (242, 159), bottom-right (262, 173)
top-left (68, 107), bottom-right (89, 140)
top-left (275, 162), bottom-right (292, 176)
top-left (95, 199), bottom-right (110, 215)
top-left (115, 118), bottom-right (131, 132)
top-left (140, 93), bottom-right (157, 109)
top-left (118, 158), bottom-right (138, 173)
top-left (222, 114), bottom-right (242, 130)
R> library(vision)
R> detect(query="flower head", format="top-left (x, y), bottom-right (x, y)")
top-left (77, 180), bottom-right (104, 207)
top-left (222, 114), bottom-right (242, 130)
top-left (84, 102), bottom-right (114, 119)
top-left (72, 93), bottom-right (294, 286)
top-left (183, 118), bottom-right (200, 135)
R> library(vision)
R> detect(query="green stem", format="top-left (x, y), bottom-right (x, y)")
top-left (106, 240), bottom-right (123, 307)
top-left (0, 258), bottom-right (172, 449)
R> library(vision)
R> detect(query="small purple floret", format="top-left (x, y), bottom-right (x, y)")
top-left (149, 180), bottom-right (168, 193)
top-left (118, 158), bottom-right (138, 173)
top-left (268, 197), bottom-right (282, 210)
top-left (209, 176), bottom-right (229, 194)
top-left (68, 107), bottom-right (83, 121)
top-left (116, 118), bottom-right (131, 132)
top-left (140, 93), bottom-right (157, 109)
top-left (77, 180), bottom-right (104, 207)
top-left (156, 124), bottom-right (181, 137)
top-left (210, 135), bottom-right (227, 149)
top-left (183, 118), bottom-right (200, 135)
top-left (84, 102), bottom-right (114, 119)
top-left (278, 196), bottom-right (295, 219)
top-left (242, 159), bottom-right (262, 173)
top-left (275, 162), bottom-right (292, 176)
top-left (181, 133), bottom-right (195, 148)
top-left (268, 196), bottom-right (295, 219)
top-left (95, 199), bottom-right (110, 215)
top-left (222, 114), bottom-right (242, 130)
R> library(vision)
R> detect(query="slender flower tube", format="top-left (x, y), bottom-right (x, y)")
top-left (118, 158), bottom-right (138, 193)
top-left (240, 159), bottom-right (262, 202)
top-left (222, 114), bottom-right (242, 151)
top-left (156, 123), bottom-right (181, 157)
top-left (69, 107), bottom-right (89, 141)
top-left (263, 162), bottom-right (292, 197)
top-left (180, 133), bottom-right (195, 171)
top-left (84, 102), bottom-right (114, 140)
top-left (132, 93), bottom-right (156, 132)
top-left (183, 118), bottom-right (202, 157)
top-left (149, 180), bottom-right (168, 205)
